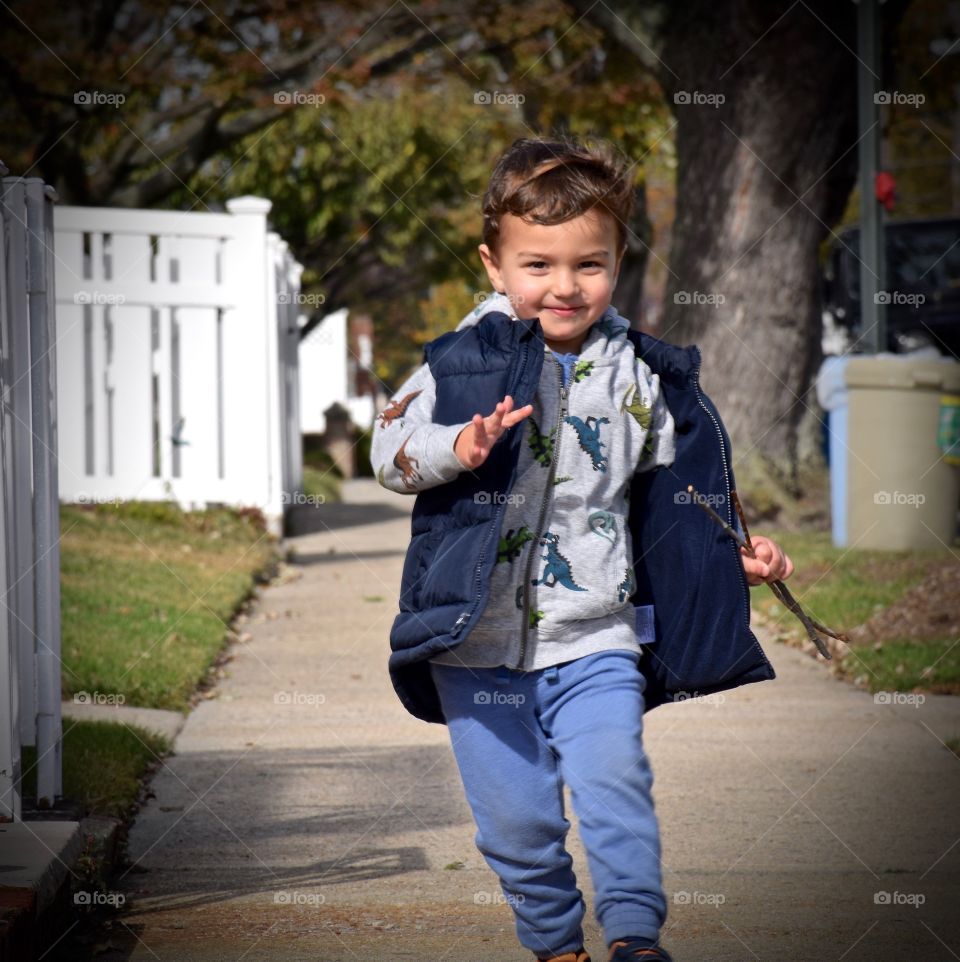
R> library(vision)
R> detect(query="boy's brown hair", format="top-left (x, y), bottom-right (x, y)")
top-left (481, 136), bottom-right (635, 257)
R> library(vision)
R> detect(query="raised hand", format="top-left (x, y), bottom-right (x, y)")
top-left (454, 395), bottom-right (534, 470)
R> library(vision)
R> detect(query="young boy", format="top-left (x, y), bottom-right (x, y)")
top-left (371, 136), bottom-right (793, 962)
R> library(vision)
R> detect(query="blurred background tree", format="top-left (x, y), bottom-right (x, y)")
top-left (1, 0), bottom-right (670, 387)
top-left (6, 0), bottom-right (955, 484)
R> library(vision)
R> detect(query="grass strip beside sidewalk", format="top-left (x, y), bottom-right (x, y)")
top-left (752, 530), bottom-right (958, 694)
top-left (29, 499), bottom-right (280, 824)
top-left (59, 500), bottom-right (279, 713)
top-left (21, 719), bottom-right (171, 820)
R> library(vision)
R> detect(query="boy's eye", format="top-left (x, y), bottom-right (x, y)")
top-left (523, 261), bottom-right (604, 270)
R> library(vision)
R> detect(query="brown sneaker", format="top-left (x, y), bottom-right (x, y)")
top-left (537, 950), bottom-right (591, 962)
top-left (608, 939), bottom-right (673, 961)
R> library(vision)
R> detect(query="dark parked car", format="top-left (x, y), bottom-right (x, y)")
top-left (820, 216), bottom-right (960, 357)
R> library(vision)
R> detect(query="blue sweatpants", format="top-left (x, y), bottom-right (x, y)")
top-left (429, 649), bottom-right (666, 958)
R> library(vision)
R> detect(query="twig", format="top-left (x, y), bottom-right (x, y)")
top-left (687, 485), bottom-right (848, 660)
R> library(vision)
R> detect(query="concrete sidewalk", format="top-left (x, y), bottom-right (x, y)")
top-left (99, 478), bottom-right (959, 961)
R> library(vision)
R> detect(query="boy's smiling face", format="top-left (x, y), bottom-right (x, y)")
top-left (478, 208), bottom-right (624, 354)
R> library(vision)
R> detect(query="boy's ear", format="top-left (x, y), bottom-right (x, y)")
top-left (478, 243), bottom-right (505, 294)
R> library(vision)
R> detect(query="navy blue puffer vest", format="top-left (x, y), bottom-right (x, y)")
top-left (389, 311), bottom-right (775, 723)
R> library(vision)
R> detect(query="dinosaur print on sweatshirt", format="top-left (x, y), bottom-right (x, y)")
top-left (620, 383), bottom-right (652, 430)
top-left (498, 527), bottom-right (534, 564)
top-left (588, 510), bottom-right (617, 544)
top-left (532, 532), bottom-right (587, 591)
top-left (514, 587), bottom-right (545, 628)
top-left (564, 415), bottom-right (610, 472)
top-left (394, 436), bottom-right (423, 490)
top-left (573, 360), bottom-right (594, 383)
top-left (528, 417), bottom-right (556, 467)
top-left (621, 383), bottom-right (655, 460)
top-left (376, 389), bottom-right (422, 429)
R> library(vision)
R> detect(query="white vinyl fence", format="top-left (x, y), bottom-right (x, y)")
top-left (1, 173), bottom-right (62, 820)
top-left (53, 196), bottom-right (304, 536)
top-left (1, 189), bottom-right (305, 820)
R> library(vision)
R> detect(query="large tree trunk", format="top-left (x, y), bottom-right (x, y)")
top-left (612, 182), bottom-right (653, 322)
top-left (657, 0), bottom-right (864, 483)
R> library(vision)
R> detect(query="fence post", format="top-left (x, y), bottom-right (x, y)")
top-left (27, 180), bottom-right (62, 807)
top-left (0, 162), bottom-right (22, 820)
top-left (2, 178), bottom-right (39, 817)
top-left (0, 171), bottom-right (61, 818)
top-left (223, 196), bottom-right (279, 530)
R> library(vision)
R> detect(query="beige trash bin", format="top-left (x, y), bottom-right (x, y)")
top-left (845, 355), bottom-right (960, 550)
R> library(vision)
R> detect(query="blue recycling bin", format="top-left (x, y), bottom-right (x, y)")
top-left (816, 356), bottom-right (851, 546)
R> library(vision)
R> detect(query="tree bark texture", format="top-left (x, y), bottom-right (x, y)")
top-left (657, 0), bottom-right (865, 472)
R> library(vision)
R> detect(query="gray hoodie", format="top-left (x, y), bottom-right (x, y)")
top-left (371, 293), bottom-right (676, 671)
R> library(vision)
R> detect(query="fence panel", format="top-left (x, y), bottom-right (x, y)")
top-left (53, 196), bottom-right (303, 534)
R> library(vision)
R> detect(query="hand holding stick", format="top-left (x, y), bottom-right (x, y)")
top-left (686, 484), bottom-right (848, 660)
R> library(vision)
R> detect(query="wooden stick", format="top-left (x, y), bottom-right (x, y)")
top-left (687, 485), bottom-right (845, 660)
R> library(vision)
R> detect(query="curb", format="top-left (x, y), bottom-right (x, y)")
top-left (0, 706), bottom-right (185, 960)
top-left (0, 820), bottom-right (82, 961)
top-left (60, 701), bottom-right (187, 744)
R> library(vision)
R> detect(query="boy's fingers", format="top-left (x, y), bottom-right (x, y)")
top-left (753, 540), bottom-right (773, 564)
top-left (473, 413), bottom-right (487, 443)
top-left (476, 398), bottom-right (533, 442)
top-left (483, 413), bottom-right (501, 436)
top-left (504, 403), bottom-right (534, 426)
top-left (741, 553), bottom-right (772, 584)
top-left (748, 536), bottom-right (792, 581)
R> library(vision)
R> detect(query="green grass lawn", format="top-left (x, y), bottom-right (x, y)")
top-left (34, 499), bottom-right (280, 822)
top-left (753, 530), bottom-right (958, 694)
top-left (59, 500), bottom-right (279, 712)
top-left (20, 718), bottom-right (171, 819)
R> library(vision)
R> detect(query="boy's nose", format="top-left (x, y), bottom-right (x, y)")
top-left (551, 272), bottom-right (579, 297)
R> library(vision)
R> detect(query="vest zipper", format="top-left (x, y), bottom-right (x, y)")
top-left (451, 330), bottom-right (534, 641)
top-left (517, 353), bottom-right (567, 669)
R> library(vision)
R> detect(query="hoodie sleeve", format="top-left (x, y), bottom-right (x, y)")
top-left (635, 369), bottom-right (677, 474)
top-left (370, 361), bottom-right (473, 494)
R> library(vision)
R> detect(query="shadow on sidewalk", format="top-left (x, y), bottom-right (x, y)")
top-left (48, 844), bottom-right (429, 962)
top-left (117, 743), bottom-right (467, 904)
top-left (291, 547), bottom-right (409, 566)
top-left (285, 500), bottom-right (410, 536)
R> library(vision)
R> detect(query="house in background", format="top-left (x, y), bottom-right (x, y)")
top-left (299, 308), bottom-right (386, 478)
